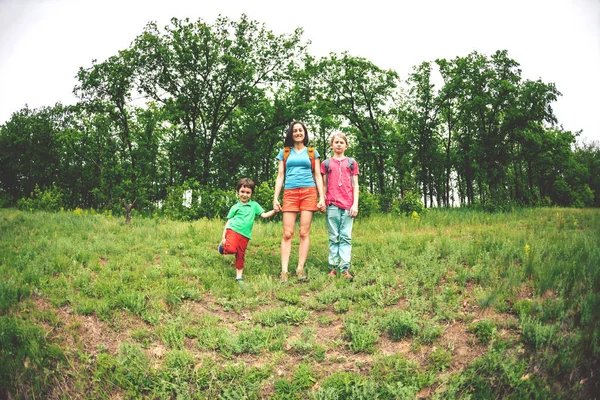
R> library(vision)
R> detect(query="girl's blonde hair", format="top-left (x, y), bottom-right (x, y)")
top-left (329, 132), bottom-right (349, 146)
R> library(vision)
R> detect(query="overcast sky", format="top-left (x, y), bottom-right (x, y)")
top-left (1, 0), bottom-right (599, 143)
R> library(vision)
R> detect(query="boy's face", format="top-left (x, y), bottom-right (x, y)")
top-left (237, 186), bottom-right (253, 203)
top-left (331, 137), bottom-right (348, 154)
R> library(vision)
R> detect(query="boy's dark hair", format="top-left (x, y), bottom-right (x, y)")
top-left (236, 178), bottom-right (255, 193)
top-left (284, 121), bottom-right (309, 147)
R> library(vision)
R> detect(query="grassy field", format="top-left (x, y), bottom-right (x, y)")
top-left (1, 207), bottom-right (599, 399)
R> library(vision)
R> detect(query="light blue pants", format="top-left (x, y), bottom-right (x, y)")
top-left (326, 204), bottom-right (354, 272)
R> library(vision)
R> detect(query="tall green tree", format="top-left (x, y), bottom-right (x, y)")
top-left (573, 141), bottom-right (600, 207)
top-left (436, 58), bottom-right (462, 207)
top-left (508, 79), bottom-right (561, 204)
top-left (74, 50), bottom-right (138, 183)
top-left (131, 15), bottom-right (306, 185)
top-left (404, 61), bottom-right (442, 207)
top-left (311, 52), bottom-right (400, 195)
top-left (0, 105), bottom-right (62, 201)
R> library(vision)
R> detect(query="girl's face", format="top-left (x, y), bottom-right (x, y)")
top-left (292, 123), bottom-right (305, 144)
top-left (237, 186), bottom-right (253, 203)
top-left (330, 136), bottom-right (348, 155)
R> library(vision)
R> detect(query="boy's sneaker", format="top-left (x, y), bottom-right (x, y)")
top-left (296, 268), bottom-right (307, 281)
top-left (341, 271), bottom-right (353, 280)
top-left (236, 278), bottom-right (247, 291)
top-left (328, 270), bottom-right (337, 277)
top-left (217, 244), bottom-right (224, 254)
top-left (280, 272), bottom-right (288, 283)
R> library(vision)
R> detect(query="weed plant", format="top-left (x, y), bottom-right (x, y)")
top-left (0, 207), bottom-right (599, 398)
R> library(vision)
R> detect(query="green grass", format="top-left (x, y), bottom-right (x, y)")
top-left (1, 207), bottom-right (599, 399)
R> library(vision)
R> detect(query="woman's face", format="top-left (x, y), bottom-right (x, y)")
top-left (292, 123), bottom-right (305, 144)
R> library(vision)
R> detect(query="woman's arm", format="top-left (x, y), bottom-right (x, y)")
top-left (273, 160), bottom-right (285, 212)
top-left (314, 159), bottom-right (325, 212)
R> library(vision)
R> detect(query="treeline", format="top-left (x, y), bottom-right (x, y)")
top-left (1, 15), bottom-right (598, 216)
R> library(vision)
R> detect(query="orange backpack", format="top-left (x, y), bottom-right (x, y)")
top-left (283, 147), bottom-right (315, 173)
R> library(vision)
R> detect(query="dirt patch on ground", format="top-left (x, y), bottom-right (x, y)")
top-left (378, 336), bottom-right (415, 358)
top-left (31, 296), bottom-right (131, 356)
top-left (515, 283), bottom-right (535, 300)
top-left (441, 322), bottom-right (486, 370)
top-left (27, 288), bottom-right (524, 399)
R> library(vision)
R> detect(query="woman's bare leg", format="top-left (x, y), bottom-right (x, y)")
top-left (297, 210), bottom-right (314, 270)
top-left (281, 211), bottom-right (297, 274)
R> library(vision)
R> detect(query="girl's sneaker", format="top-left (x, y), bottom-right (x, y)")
top-left (217, 244), bottom-right (224, 254)
top-left (328, 270), bottom-right (337, 277)
top-left (296, 268), bottom-right (307, 281)
top-left (341, 271), bottom-right (353, 280)
top-left (280, 272), bottom-right (289, 283)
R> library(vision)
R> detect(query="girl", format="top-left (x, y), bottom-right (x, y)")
top-left (321, 132), bottom-right (359, 279)
top-left (273, 121), bottom-right (325, 283)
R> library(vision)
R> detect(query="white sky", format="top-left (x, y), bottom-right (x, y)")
top-left (1, 0), bottom-right (599, 143)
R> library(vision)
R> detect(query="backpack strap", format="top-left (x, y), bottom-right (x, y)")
top-left (347, 157), bottom-right (355, 173)
top-left (347, 158), bottom-right (356, 187)
top-left (283, 147), bottom-right (290, 174)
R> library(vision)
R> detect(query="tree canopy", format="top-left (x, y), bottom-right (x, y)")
top-left (1, 15), bottom-right (597, 215)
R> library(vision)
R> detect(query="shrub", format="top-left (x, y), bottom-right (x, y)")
top-left (253, 181), bottom-right (276, 213)
top-left (428, 347), bottom-right (453, 371)
top-left (520, 317), bottom-right (558, 349)
top-left (358, 189), bottom-right (380, 217)
top-left (344, 321), bottom-right (378, 353)
top-left (0, 190), bottom-right (13, 207)
top-left (418, 321), bottom-right (444, 344)
top-left (17, 185), bottom-right (64, 212)
top-left (318, 371), bottom-right (364, 398)
top-left (469, 320), bottom-right (497, 345)
top-left (392, 191), bottom-right (425, 216)
top-left (512, 299), bottom-right (534, 316)
top-left (385, 310), bottom-right (420, 341)
top-left (162, 180), bottom-right (237, 220)
top-left (372, 353), bottom-right (426, 387)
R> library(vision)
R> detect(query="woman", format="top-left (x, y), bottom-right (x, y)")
top-left (273, 121), bottom-right (325, 282)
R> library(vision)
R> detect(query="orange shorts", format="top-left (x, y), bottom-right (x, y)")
top-left (282, 187), bottom-right (319, 212)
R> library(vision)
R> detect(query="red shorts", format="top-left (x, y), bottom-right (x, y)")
top-left (282, 187), bottom-right (319, 212)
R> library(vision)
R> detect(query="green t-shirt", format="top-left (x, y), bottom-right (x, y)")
top-left (226, 200), bottom-right (265, 239)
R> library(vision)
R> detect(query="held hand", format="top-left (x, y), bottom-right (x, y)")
top-left (317, 201), bottom-right (326, 213)
top-left (273, 199), bottom-right (281, 212)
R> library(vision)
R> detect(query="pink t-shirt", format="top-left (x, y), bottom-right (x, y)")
top-left (321, 157), bottom-right (359, 210)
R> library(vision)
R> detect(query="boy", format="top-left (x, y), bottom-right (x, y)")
top-left (218, 178), bottom-right (278, 286)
